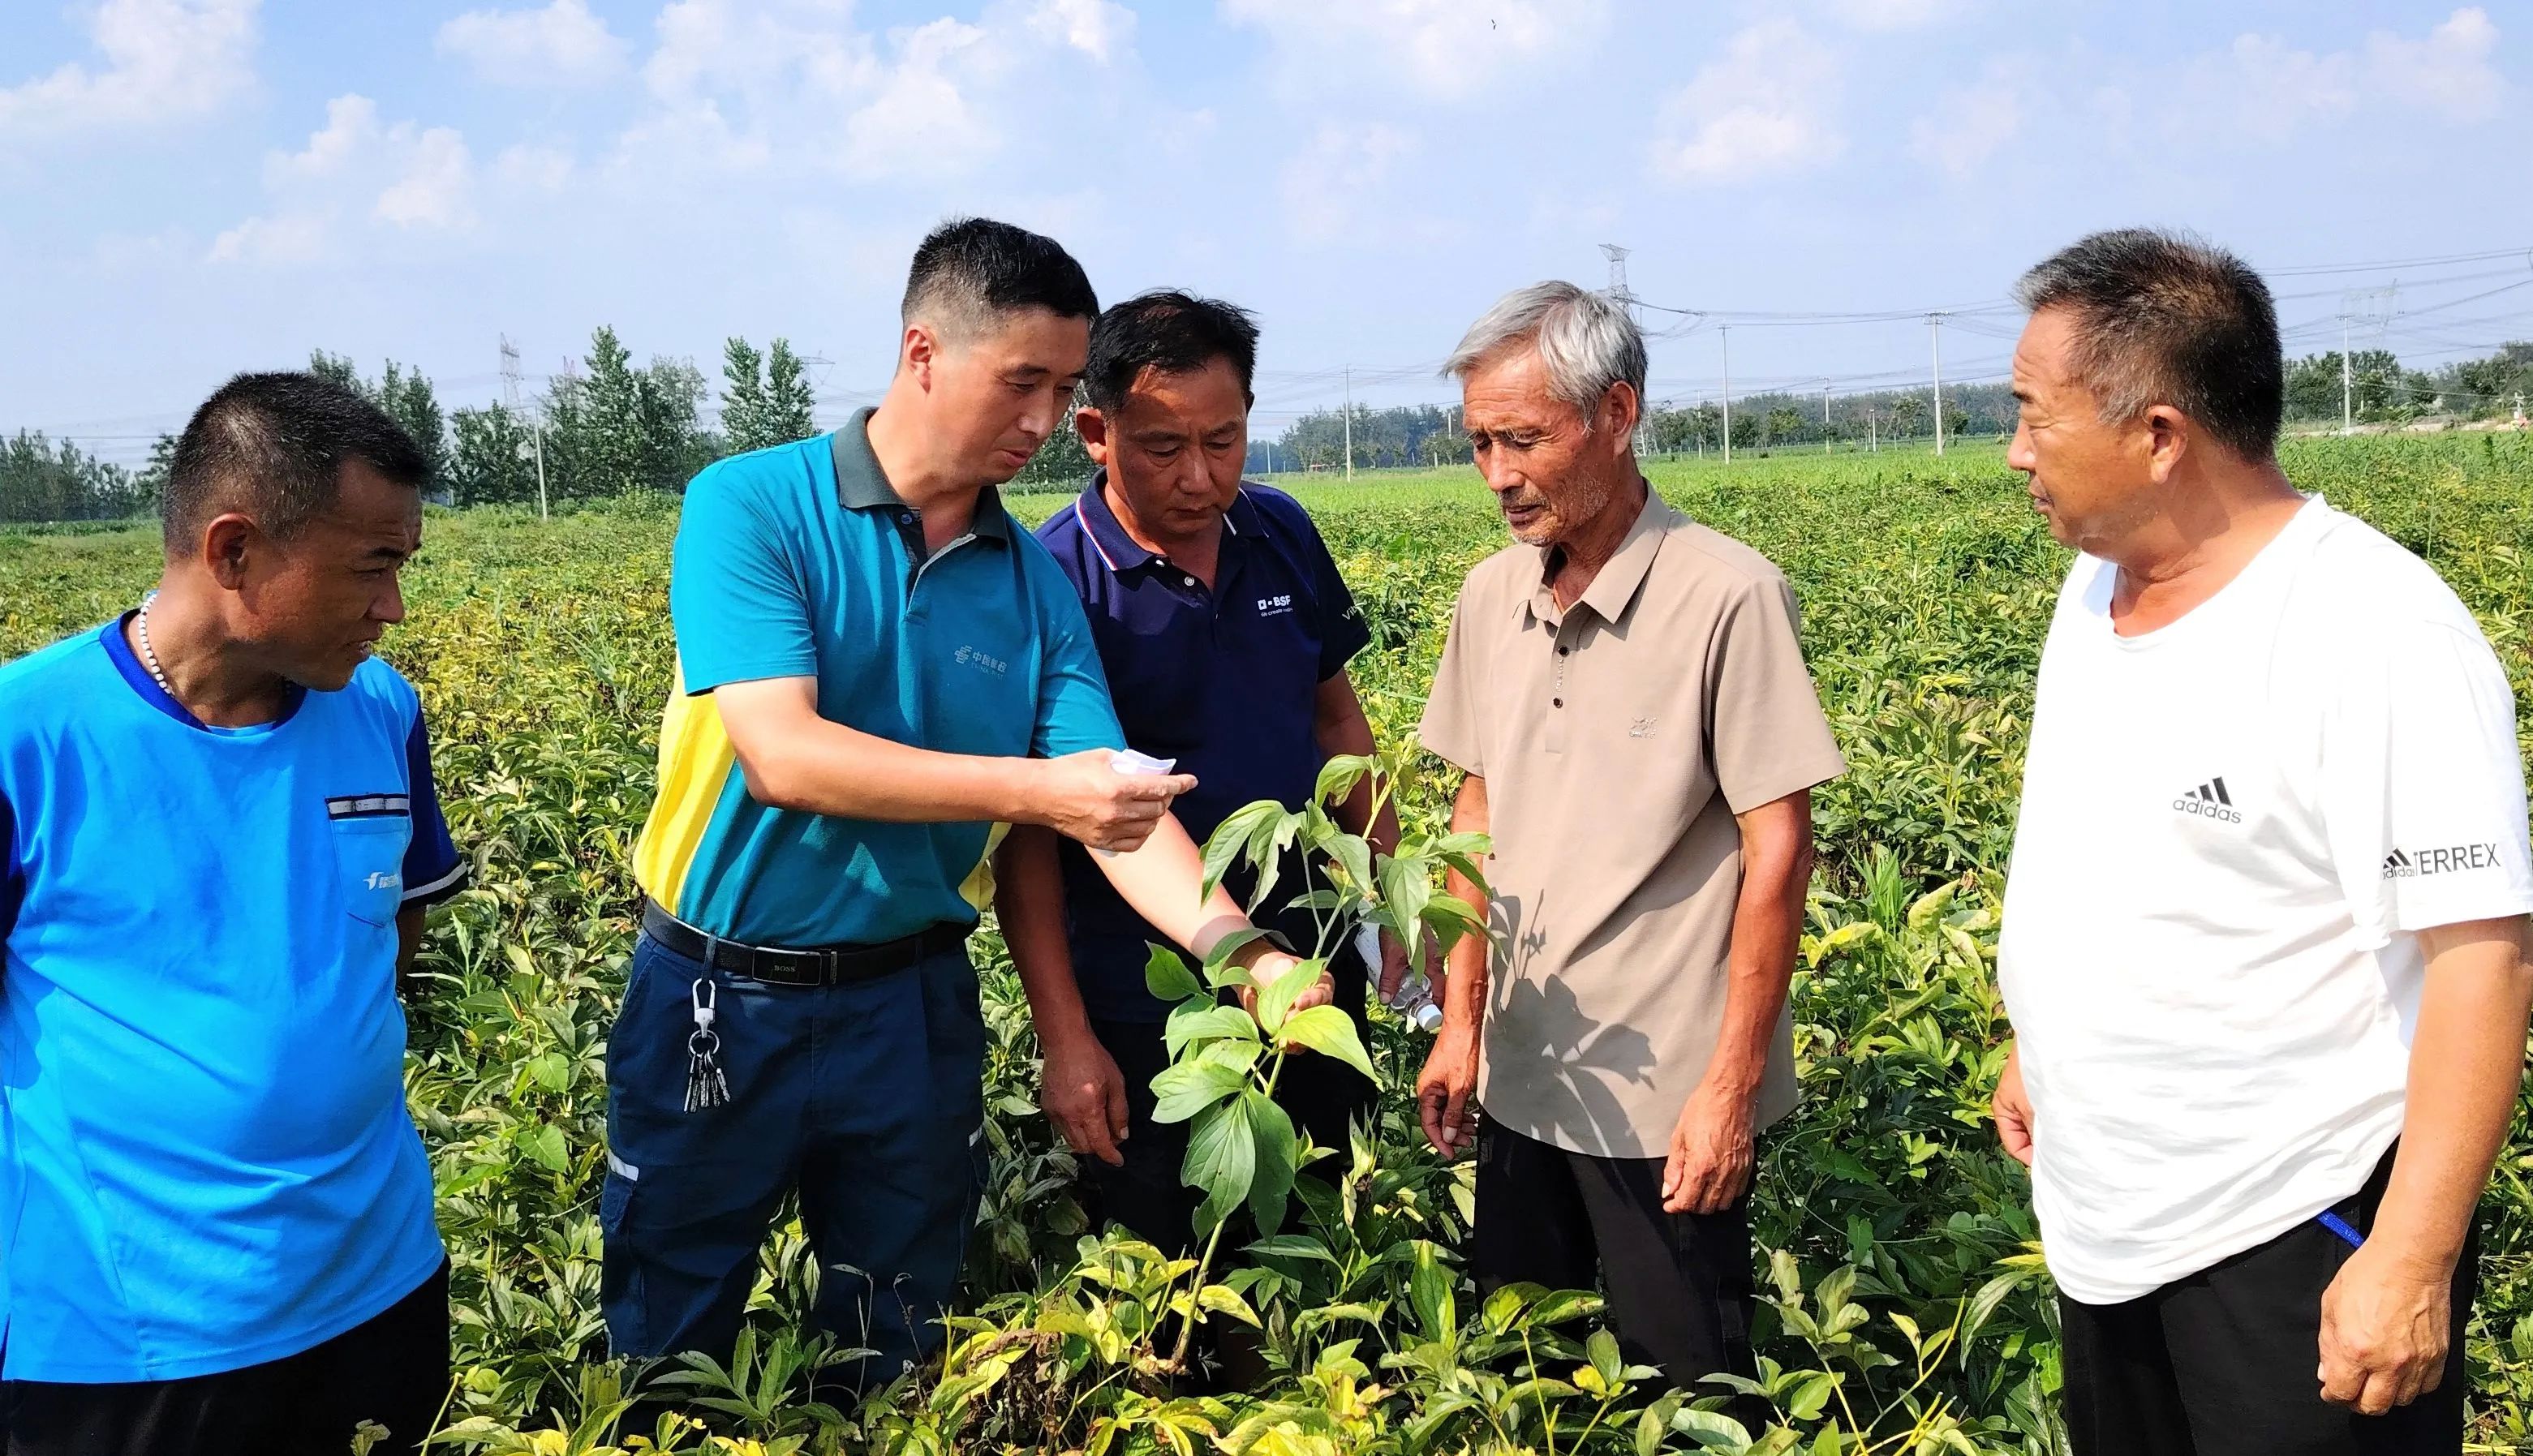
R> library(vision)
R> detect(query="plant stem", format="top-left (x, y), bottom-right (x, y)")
top-left (1163, 1046), bottom-right (1291, 1376)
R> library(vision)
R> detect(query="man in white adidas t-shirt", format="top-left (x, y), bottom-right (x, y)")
top-left (1991, 230), bottom-right (2533, 1454)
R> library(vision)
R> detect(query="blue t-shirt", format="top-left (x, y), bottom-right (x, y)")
top-left (1035, 480), bottom-right (1371, 1020)
top-left (633, 411), bottom-right (1126, 947)
top-left (0, 618), bottom-right (465, 1381)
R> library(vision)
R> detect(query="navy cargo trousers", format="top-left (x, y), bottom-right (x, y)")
top-left (599, 931), bottom-right (986, 1384)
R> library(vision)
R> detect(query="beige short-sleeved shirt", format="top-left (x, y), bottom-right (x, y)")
top-left (1419, 492), bottom-right (1846, 1158)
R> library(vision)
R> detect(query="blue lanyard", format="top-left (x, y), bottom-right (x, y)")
top-left (2316, 1210), bottom-right (2365, 1248)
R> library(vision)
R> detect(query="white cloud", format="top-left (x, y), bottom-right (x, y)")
top-left (2365, 6), bottom-right (2505, 122)
top-left (1649, 19), bottom-right (1842, 185)
top-left (1826, 0), bottom-right (1963, 32)
top-left (617, 0), bottom-right (1141, 185)
top-left (1279, 121), bottom-right (1417, 243)
top-left (437, 0), bottom-right (630, 88)
top-left (2170, 7), bottom-right (2505, 145)
top-left (0, 0), bottom-right (258, 140)
top-left (492, 142), bottom-right (575, 191)
top-left (1908, 63), bottom-right (2023, 176)
top-left (1221, 0), bottom-right (1606, 101)
top-left (210, 94), bottom-right (478, 264)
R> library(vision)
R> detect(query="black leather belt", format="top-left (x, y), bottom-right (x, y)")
top-left (639, 900), bottom-right (970, 988)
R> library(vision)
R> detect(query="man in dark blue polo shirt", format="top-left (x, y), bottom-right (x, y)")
top-left (1010, 292), bottom-right (1404, 1252)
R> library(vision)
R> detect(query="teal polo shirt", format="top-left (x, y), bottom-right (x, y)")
top-left (633, 408), bottom-right (1125, 947)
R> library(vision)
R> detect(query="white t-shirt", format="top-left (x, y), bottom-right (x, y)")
top-left (1999, 494), bottom-right (2533, 1305)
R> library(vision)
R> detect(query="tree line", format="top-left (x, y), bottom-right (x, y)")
top-left (11, 335), bottom-right (2533, 524)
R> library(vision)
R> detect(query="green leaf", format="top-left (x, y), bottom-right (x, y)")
top-left (1163, 1001), bottom-right (1258, 1058)
top-left (1182, 1097), bottom-right (1257, 1235)
top-left (1202, 927), bottom-right (1268, 988)
top-left (1586, 1328), bottom-right (1625, 1387)
top-left (1313, 753), bottom-right (1375, 809)
top-left (517, 1123), bottom-right (568, 1174)
top-left (1245, 1090), bottom-right (1297, 1235)
top-left (1379, 854), bottom-right (1435, 968)
top-left (1245, 1234), bottom-right (1339, 1265)
top-left (1671, 1407), bottom-right (1754, 1448)
top-left (1408, 1240), bottom-right (1455, 1342)
top-left (525, 1051), bottom-right (571, 1093)
top-left (1150, 1055), bottom-right (1247, 1124)
top-left (1241, 808), bottom-right (1305, 912)
top-left (1325, 832), bottom-right (1376, 897)
top-left (1143, 943), bottom-right (1204, 1003)
top-left (1275, 1005), bottom-right (1376, 1081)
top-left (1200, 801), bottom-right (1286, 900)
top-left (1254, 956), bottom-right (1324, 1034)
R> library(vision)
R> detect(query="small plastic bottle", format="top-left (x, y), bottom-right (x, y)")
top-left (1359, 924), bottom-right (1445, 1032)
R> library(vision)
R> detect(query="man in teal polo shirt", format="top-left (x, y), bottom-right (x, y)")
top-left (612, 218), bottom-right (1318, 1384)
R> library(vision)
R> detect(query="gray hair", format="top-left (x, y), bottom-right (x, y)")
top-left (1443, 281), bottom-right (1648, 426)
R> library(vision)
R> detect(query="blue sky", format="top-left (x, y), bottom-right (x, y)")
top-left (3, 0), bottom-right (2527, 465)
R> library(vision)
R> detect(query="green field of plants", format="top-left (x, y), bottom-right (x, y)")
top-left (2, 434), bottom-right (2531, 1454)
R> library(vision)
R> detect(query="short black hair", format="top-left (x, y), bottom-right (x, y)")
top-left (2015, 229), bottom-right (2283, 462)
top-left (901, 217), bottom-right (1098, 340)
top-left (163, 371), bottom-right (428, 549)
top-left (1082, 290), bottom-right (1261, 416)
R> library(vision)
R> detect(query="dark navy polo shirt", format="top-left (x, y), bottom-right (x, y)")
top-left (1035, 476), bottom-right (1372, 1021)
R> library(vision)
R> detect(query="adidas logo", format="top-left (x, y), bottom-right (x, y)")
top-left (2171, 775), bottom-right (2243, 824)
top-left (2382, 842), bottom-right (2503, 880)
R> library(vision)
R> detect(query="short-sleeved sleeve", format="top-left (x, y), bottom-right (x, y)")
top-left (2324, 616), bottom-right (2533, 939)
top-left (400, 711), bottom-right (469, 908)
top-left (1418, 586), bottom-right (1486, 777)
top-left (1030, 562), bottom-right (1126, 758)
top-left (671, 465), bottom-right (819, 694)
top-left (1705, 577), bottom-right (1846, 814)
top-left (1299, 521), bottom-right (1373, 681)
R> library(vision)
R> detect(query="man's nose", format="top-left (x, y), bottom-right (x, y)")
top-left (374, 578), bottom-right (407, 625)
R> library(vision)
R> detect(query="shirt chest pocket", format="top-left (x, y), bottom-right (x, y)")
top-left (326, 796), bottom-right (413, 928)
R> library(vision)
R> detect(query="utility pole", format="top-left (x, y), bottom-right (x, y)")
top-left (1929, 313), bottom-right (1947, 457)
top-left (1343, 367), bottom-right (1354, 481)
top-left (1719, 324), bottom-right (1732, 465)
top-left (2341, 315), bottom-right (2355, 436)
top-left (1868, 406), bottom-right (1877, 453)
top-left (1821, 380), bottom-right (1833, 454)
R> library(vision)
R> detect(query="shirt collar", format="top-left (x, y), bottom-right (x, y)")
top-left (1525, 488), bottom-right (1675, 627)
top-left (829, 406), bottom-right (1010, 543)
top-left (1073, 470), bottom-right (1254, 575)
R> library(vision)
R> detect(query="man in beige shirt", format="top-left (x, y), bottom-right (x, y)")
top-left (1416, 281), bottom-right (1845, 1395)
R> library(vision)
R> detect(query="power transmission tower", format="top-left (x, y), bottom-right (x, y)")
top-left (1929, 313), bottom-right (1947, 457)
top-left (1343, 367), bottom-right (1354, 481)
top-left (1719, 324), bottom-right (1732, 465)
top-left (2337, 286), bottom-right (2398, 434)
top-left (1602, 244), bottom-right (1649, 457)
top-left (500, 334), bottom-right (523, 411)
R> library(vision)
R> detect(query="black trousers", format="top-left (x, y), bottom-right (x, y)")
top-left (1472, 1117), bottom-right (1760, 1402)
top-left (1083, 959), bottom-right (1374, 1257)
top-left (2060, 1149), bottom-right (2476, 1456)
top-left (3, 1261), bottom-right (451, 1456)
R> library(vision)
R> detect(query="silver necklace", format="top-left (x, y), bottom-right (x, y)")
top-left (135, 592), bottom-right (175, 698)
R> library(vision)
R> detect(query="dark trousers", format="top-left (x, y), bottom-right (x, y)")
top-left (3, 1262), bottom-right (450, 1456)
top-left (600, 932), bottom-right (987, 1385)
top-left (1084, 959), bottom-right (1374, 1257)
top-left (2060, 1149), bottom-right (2475, 1456)
top-left (1473, 1118), bottom-right (1760, 1402)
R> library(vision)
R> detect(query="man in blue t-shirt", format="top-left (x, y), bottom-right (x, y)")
top-left (0, 373), bottom-right (466, 1456)
top-left (1012, 292), bottom-right (1406, 1264)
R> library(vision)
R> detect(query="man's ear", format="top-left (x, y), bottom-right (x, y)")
top-left (200, 513), bottom-right (260, 590)
top-left (902, 322), bottom-right (939, 392)
top-left (2142, 403), bottom-right (2190, 484)
top-left (1599, 381), bottom-right (1641, 442)
top-left (1077, 406), bottom-right (1112, 468)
